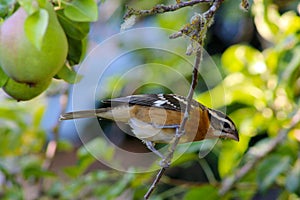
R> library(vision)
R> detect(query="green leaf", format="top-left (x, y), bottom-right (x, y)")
top-left (257, 155), bottom-right (290, 192)
top-left (66, 37), bottom-right (87, 65)
top-left (184, 185), bottom-right (219, 200)
top-left (56, 9), bottom-right (90, 40)
top-left (286, 158), bottom-right (300, 193)
top-left (55, 64), bottom-right (82, 84)
top-left (24, 8), bottom-right (49, 50)
top-left (63, 166), bottom-right (81, 178)
top-left (23, 163), bottom-right (54, 179)
top-left (0, 0), bottom-right (16, 18)
top-left (0, 66), bottom-right (9, 87)
top-left (63, 0), bottom-right (98, 22)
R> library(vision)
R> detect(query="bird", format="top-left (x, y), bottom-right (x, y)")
top-left (60, 94), bottom-right (239, 157)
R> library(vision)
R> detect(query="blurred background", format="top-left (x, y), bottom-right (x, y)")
top-left (0, 0), bottom-right (300, 199)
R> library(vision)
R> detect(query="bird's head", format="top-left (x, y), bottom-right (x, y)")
top-left (206, 109), bottom-right (239, 141)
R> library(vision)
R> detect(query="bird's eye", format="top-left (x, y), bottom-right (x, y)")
top-left (223, 122), bottom-right (231, 129)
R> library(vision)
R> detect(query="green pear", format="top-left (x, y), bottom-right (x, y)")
top-left (0, 1), bottom-right (68, 84)
top-left (3, 78), bottom-right (52, 101)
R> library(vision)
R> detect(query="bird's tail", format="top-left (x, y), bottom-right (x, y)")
top-left (60, 108), bottom-right (110, 120)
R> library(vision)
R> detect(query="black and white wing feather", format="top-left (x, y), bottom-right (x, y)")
top-left (102, 94), bottom-right (203, 112)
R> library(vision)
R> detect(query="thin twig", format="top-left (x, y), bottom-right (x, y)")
top-left (144, 168), bottom-right (166, 198)
top-left (144, 1), bottom-right (225, 199)
top-left (219, 109), bottom-right (300, 195)
top-left (144, 46), bottom-right (203, 200)
top-left (124, 0), bottom-right (213, 19)
top-left (162, 48), bottom-right (203, 167)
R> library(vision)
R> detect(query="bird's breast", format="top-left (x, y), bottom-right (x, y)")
top-left (128, 105), bottom-right (209, 143)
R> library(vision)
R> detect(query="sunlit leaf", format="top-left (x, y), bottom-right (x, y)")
top-left (218, 134), bottom-right (250, 177)
top-left (222, 45), bottom-right (266, 75)
top-left (222, 45), bottom-right (245, 73)
top-left (198, 73), bottom-right (264, 108)
top-left (63, 0), bottom-right (98, 22)
top-left (280, 11), bottom-right (300, 36)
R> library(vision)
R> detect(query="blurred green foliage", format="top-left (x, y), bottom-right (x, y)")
top-left (0, 99), bottom-right (47, 198)
top-left (0, 0), bottom-right (300, 199)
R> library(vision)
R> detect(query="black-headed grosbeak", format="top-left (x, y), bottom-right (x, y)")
top-left (60, 94), bottom-right (239, 155)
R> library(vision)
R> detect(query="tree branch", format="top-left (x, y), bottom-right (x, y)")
top-left (170, 0), bottom-right (223, 46)
top-left (124, 0), bottom-right (213, 19)
top-left (219, 109), bottom-right (300, 196)
top-left (144, 168), bottom-right (167, 199)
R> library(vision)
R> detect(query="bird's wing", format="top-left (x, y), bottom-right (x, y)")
top-left (102, 94), bottom-right (201, 112)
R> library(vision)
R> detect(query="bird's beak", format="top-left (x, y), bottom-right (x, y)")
top-left (226, 130), bottom-right (239, 142)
